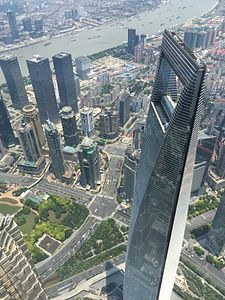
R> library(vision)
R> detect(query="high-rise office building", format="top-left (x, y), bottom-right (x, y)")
top-left (119, 92), bottom-right (130, 127)
top-left (0, 138), bottom-right (6, 159)
top-left (99, 108), bottom-right (119, 139)
top-left (53, 52), bottom-right (78, 113)
top-left (22, 17), bottom-right (32, 32)
top-left (0, 214), bottom-right (48, 300)
top-left (98, 71), bottom-right (111, 85)
top-left (133, 118), bottom-right (146, 150)
top-left (80, 107), bottom-right (94, 136)
top-left (191, 131), bottom-right (217, 194)
top-left (60, 106), bottom-right (79, 147)
top-left (27, 55), bottom-right (59, 124)
top-left (44, 120), bottom-right (65, 179)
top-left (17, 120), bottom-right (41, 162)
top-left (216, 141), bottom-right (225, 178)
top-left (207, 191), bottom-right (225, 256)
top-left (34, 19), bottom-right (43, 32)
top-left (74, 76), bottom-right (80, 98)
top-left (0, 55), bottom-right (29, 110)
top-left (75, 56), bottom-right (91, 80)
top-left (78, 137), bottom-right (100, 189)
top-left (6, 10), bottom-right (19, 40)
top-left (22, 104), bottom-right (45, 147)
top-left (134, 44), bottom-right (143, 62)
top-left (140, 33), bottom-right (147, 47)
top-left (124, 30), bottom-right (206, 300)
top-left (128, 28), bottom-right (137, 55)
top-left (124, 145), bottom-right (140, 201)
top-left (0, 93), bottom-right (16, 148)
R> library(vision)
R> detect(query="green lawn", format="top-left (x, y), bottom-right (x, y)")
top-left (48, 210), bottom-right (67, 224)
top-left (0, 198), bottom-right (18, 205)
top-left (0, 204), bottom-right (20, 215)
top-left (19, 211), bottom-right (37, 235)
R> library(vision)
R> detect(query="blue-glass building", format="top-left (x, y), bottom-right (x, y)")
top-left (124, 30), bottom-right (206, 300)
top-left (27, 55), bottom-right (59, 124)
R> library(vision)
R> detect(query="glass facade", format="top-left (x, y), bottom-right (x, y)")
top-left (124, 30), bottom-right (206, 300)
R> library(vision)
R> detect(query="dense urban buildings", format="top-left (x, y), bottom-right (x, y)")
top-left (53, 52), bottom-right (78, 113)
top-left (27, 55), bottom-right (59, 124)
top-left (60, 106), bottom-right (79, 147)
top-left (124, 30), bottom-right (206, 300)
top-left (44, 120), bottom-right (65, 179)
top-left (0, 1), bottom-right (225, 299)
top-left (78, 137), bottom-right (100, 189)
top-left (0, 214), bottom-right (48, 299)
top-left (0, 55), bottom-right (29, 110)
top-left (0, 93), bottom-right (15, 147)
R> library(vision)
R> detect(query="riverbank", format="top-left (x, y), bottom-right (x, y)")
top-left (0, 0), bottom-right (218, 83)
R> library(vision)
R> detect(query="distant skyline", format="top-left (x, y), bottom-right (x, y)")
top-left (0, 0), bottom-right (216, 83)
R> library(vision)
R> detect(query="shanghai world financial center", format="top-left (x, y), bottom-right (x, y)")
top-left (124, 30), bottom-right (206, 300)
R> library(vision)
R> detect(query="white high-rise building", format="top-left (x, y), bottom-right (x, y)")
top-left (80, 107), bottom-right (94, 136)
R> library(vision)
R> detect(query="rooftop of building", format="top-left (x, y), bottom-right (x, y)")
top-left (60, 106), bottom-right (74, 116)
top-left (81, 136), bottom-right (94, 148)
top-left (44, 120), bottom-right (57, 134)
top-left (53, 52), bottom-right (70, 59)
top-left (27, 55), bottom-right (47, 63)
top-left (23, 104), bottom-right (36, 114)
top-left (81, 106), bottom-right (93, 114)
top-left (0, 55), bottom-right (17, 62)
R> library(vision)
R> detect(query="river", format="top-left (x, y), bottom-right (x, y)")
top-left (0, 0), bottom-right (217, 83)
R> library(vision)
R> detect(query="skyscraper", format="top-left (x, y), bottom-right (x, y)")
top-left (53, 52), bottom-right (78, 113)
top-left (22, 17), bottom-right (32, 32)
top-left (75, 56), bottom-right (91, 80)
top-left (128, 28), bottom-right (139, 55)
top-left (27, 55), bottom-right (59, 124)
top-left (207, 191), bottom-right (225, 256)
top-left (119, 92), bottom-right (130, 127)
top-left (216, 141), bottom-right (225, 178)
top-left (34, 19), bottom-right (43, 32)
top-left (6, 10), bottom-right (19, 40)
top-left (60, 106), bottom-right (79, 147)
top-left (0, 138), bottom-right (6, 159)
top-left (0, 214), bottom-right (48, 299)
top-left (78, 137), bottom-right (100, 189)
top-left (0, 55), bottom-right (29, 110)
top-left (124, 30), bottom-right (206, 300)
top-left (133, 117), bottom-right (146, 150)
top-left (74, 76), bottom-right (80, 98)
top-left (44, 120), bottom-right (65, 179)
top-left (0, 93), bottom-right (16, 148)
top-left (80, 107), bottom-right (94, 136)
top-left (17, 120), bottom-right (42, 162)
top-left (22, 104), bottom-right (45, 147)
top-left (124, 145), bottom-right (140, 201)
top-left (99, 108), bottom-right (119, 139)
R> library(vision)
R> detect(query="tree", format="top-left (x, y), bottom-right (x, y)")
top-left (193, 246), bottom-right (204, 256)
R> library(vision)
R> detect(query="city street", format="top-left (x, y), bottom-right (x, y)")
top-left (45, 253), bottom-right (126, 298)
top-left (36, 217), bottom-right (99, 280)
